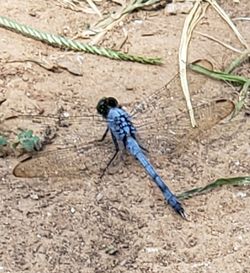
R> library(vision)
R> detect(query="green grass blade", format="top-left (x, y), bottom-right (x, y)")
top-left (189, 63), bottom-right (249, 84)
top-left (177, 176), bottom-right (250, 200)
top-left (189, 63), bottom-right (250, 116)
top-left (225, 50), bottom-right (250, 73)
top-left (232, 80), bottom-right (250, 118)
top-left (0, 16), bottom-right (162, 65)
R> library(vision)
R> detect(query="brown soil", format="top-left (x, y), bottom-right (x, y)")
top-left (0, 1), bottom-right (249, 272)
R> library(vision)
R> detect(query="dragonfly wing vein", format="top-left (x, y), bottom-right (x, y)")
top-left (134, 99), bottom-right (234, 155)
top-left (13, 139), bottom-right (116, 178)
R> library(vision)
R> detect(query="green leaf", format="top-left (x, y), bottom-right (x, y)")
top-left (16, 130), bottom-right (41, 152)
top-left (0, 135), bottom-right (7, 146)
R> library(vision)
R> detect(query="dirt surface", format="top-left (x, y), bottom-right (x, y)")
top-left (0, 1), bottom-right (250, 273)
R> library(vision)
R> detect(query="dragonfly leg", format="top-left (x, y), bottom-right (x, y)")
top-left (131, 133), bottom-right (149, 153)
top-left (100, 132), bottom-right (119, 179)
top-left (0, 98), bottom-right (6, 105)
top-left (98, 127), bottom-right (109, 142)
top-left (139, 144), bottom-right (149, 153)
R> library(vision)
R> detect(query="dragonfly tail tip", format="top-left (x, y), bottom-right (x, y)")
top-left (179, 209), bottom-right (188, 221)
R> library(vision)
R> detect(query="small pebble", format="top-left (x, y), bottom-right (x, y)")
top-left (29, 11), bottom-right (37, 17)
top-left (126, 86), bottom-right (134, 91)
top-left (105, 245), bottom-right (118, 255)
top-left (30, 193), bottom-right (39, 200)
top-left (145, 247), bottom-right (159, 253)
top-left (165, 1), bottom-right (194, 15)
top-left (22, 75), bottom-right (29, 82)
top-left (235, 192), bottom-right (247, 198)
top-left (96, 193), bottom-right (103, 202)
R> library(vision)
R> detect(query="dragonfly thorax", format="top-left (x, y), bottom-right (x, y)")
top-left (107, 108), bottom-right (136, 142)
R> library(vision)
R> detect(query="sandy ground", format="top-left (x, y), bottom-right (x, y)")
top-left (0, 1), bottom-right (250, 272)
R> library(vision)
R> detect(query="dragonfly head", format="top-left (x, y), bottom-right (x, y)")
top-left (96, 97), bottom-right (119, 118)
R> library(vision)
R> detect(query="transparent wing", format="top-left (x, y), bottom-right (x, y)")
top-left (130, 72), bottom-right (234, 155)
top-left (3, 71), bottom-right (203, 146)
top-left (13, 138), bottom-right (117, 178)
top-left (8, 70), bottom-right (234, 176)
top-left (130, 71), bottom-right (206, 119)
top-left (130, 73), bottom-right (180, 118)
top-left (134, 99), bottom-right (234, 155)
top-left (4, 111), bottom-right (107, 146)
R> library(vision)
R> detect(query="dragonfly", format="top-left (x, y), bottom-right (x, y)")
top-left (11, 73), bottom-right (234, 219)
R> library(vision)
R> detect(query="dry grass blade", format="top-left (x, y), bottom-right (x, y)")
top-left (57, 0), bottom-right (102, 14)
top-left (207, 0), bottom-right (249, 50)
top-left (179, 0), bottom-right (249, 127)
top-left (56, 0), bottom-right (85, 12)
top-left (179, 0), bottom-right (208, 127)
top-left (233, 17), bottom-right (250, 22)
top-left (194, 31), bottom-right (243, 53)
top-left (83, 0), bottom-right (161, 44)
top-left (86, 0), bottom-right (102, 17)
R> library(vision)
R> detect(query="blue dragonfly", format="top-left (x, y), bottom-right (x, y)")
top-left (12, 74), bottom-right (234, 219)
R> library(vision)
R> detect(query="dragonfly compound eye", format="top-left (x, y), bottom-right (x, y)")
top-left (106, 97), bottom-right (118, 108)
top-left (96, 98), bottom-right (106, 115)
top-left (96, 97), bottom-right (119, 117)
